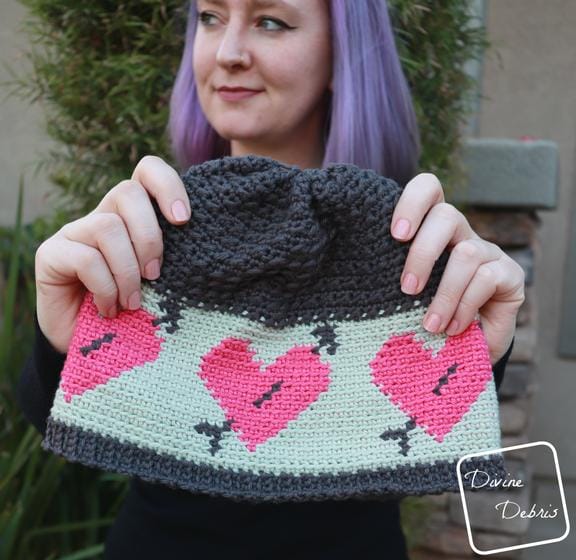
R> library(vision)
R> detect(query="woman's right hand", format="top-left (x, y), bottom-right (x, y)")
top-left (35, 156), bottom-right (191, 354)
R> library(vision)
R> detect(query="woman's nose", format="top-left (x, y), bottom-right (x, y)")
top-left (216, 25), bottom-right (251, 69)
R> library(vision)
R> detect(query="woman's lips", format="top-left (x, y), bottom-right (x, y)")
top-left (217, 89), bottom-right (262, 102)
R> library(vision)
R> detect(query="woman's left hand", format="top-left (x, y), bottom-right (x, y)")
top-left (391, 173), bottom-right (526, 365)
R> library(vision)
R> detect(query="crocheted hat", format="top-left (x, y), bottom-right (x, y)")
top-left (42, 155), bottom-right (506, 502)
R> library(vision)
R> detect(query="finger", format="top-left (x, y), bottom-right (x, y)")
top-left (132, 155), bottom-right (190, 223)
top-left (470, 254), bottom-right (526, 330)
top-left (60, 213), bottom-right (142, 312)
top-left (446, 256), bottom-right (525, 364)
top-left (92, 180), bottom-right (164, 281)
top-left (443, 261), bottom-right (501, 336)
top-left (422, 239), bottom-right (502, 333)
top-left (96, 155), bottom-right (190, 224)
top-left (44, 237), bottom-right (120, 317)
top-left (391, 173), bottom-right (445, 241)
top-left (400, 203), bottom-right (479, 295)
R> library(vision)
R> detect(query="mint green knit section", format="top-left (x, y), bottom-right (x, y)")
top-left (50, 286), bottom-right (502, 476)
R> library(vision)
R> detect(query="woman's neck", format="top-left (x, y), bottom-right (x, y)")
top-left (231, 142), bottom-right (324, 169)
top-left (229, 105), bottom-right (328, 170)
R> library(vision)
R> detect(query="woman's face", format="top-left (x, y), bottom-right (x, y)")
top-left (193, 0), bottom-right (332, 153)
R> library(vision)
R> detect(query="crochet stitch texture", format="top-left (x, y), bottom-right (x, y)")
top-left (43, 155), bottom-right (506, 502)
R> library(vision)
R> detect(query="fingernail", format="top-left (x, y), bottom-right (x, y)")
top-left (144, 258), bottom-right (161, 280)
top-left (401, 272), bottom-right (418, 294)
top-left (107, 304), bottom-right (117, 318)
top-left (424, 312), bottom-right (441, 333)
top-left (446, 319), bottom-right (459, 335)
top-left (128, 290), bottom-right (141, 310)
top-left (392, 219), bottom-right (410, 239)
top-left (171, 199), bottom-right (189, 221)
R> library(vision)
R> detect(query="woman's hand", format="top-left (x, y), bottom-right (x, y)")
top-left (390, 173), bottom-right (525, 365)
top-left (35, 156), bottom-right (191, 354)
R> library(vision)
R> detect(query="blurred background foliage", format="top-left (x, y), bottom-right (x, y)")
top-left (0, 1), bottom-right (487, 557)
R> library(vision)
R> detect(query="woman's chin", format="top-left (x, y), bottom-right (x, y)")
top-left (214, 125), bottom-right (268, 143)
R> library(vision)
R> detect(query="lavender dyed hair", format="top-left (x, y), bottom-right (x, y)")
top-left (168, 0), bottom-right (420, 185)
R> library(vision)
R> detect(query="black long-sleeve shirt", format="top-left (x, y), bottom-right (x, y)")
top-left (16, 311), bottom-right (514, 559)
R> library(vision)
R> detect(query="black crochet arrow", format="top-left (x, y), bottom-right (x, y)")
top-left (253, 380), bottom-right (283, 408)
top-left (194, 419), bottom-right (234, 456)
top-left (80, 333), bottom-right (117, 357)
top-left (380, 418), bottom-right (418, 456)
top-left (310, 322), bottom-right (339, 355)
top-left (432, 363), bottom-right (459, 396)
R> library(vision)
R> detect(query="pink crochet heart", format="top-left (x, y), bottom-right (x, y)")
top-left (61, 293), bottom-right (164, 402)
top-left (370, 321), bottom-right (492, 442)
top-left (198, 337), bottom-right (331, 451)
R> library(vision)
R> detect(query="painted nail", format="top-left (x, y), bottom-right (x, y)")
top-left (171, 199), bottom-right (189, 221)
top-left (128, 290), bottom-right (141, 310)
top-left (392, 218), bottom-right (410, 239)
top-left (446, 319), bottom-right (459, 335)
top-left (144, 258), bottom-right (161, 280)
top-left (401, 272), bottom-right (418, 294)
top-left (424, 313), bottom-right (441, 333)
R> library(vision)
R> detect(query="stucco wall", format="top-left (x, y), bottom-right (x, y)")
top-left (0, 0), bottom-right (57, 226)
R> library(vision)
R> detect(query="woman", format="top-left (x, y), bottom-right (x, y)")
top-left (19, 0), bottom-right (525, 558)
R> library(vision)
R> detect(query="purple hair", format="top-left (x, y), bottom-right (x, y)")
top-left (169, 0), bottom-right (420, 185)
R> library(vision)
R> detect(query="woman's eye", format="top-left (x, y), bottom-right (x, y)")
top-left (198, 11), bottom-right (218, 26)
top-left (197, 11), bottom-right (293, 32)
top-left (258, 17), bottom-right (291, 31)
